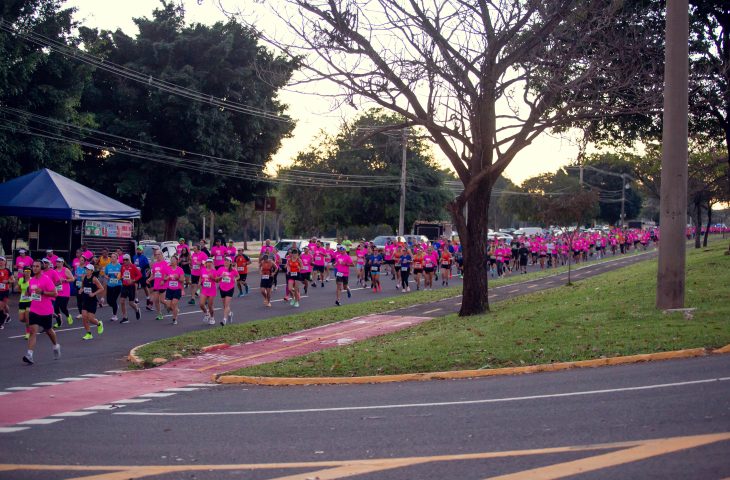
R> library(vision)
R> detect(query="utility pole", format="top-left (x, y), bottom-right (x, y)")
top-left (656, 0), bottom-right (689, 310)
top-left (620, 174), bottom-right (626, 228)
top-left (398, 127), bottom-right (407, 236)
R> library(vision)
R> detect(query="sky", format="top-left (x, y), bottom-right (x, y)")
top-left (66, 0), bottom-right (584, 186)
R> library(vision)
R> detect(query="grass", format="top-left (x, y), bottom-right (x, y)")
top-left (229, 242), bottom-right (730, 378)
top-left (133, 247), bottom-right (658, 367)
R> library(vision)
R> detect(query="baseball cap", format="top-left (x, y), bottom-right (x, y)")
top-left (337, 245), bottom-right (345, 250)
top-left (136, 245), bottom-right (143, 251)
top-left (85, 264), bottom-right (94, 271)
top-left (83, 252), bottom-right (93, 260)
top-left (46, 249), bottom-right (53, 253)
top-left (205, 258), bottom-right (214, 263)
top-left (0, 256), bottom-right (5, 261)
top-left (55, 257), bottom-right (64, 263)
top-left (18, 248), bottom-right (26, 253)
top-left (123, 254), bottom-right (131, 260)
top-left (41, 258), bottom-right (52, 264)
top-left (225, 256), bottom-right (233, 262)
top-left (179, 237), bottom-right (185, 242)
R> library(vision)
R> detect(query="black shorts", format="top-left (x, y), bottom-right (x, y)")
top-left (394, 265), bottom-right (401, 271)
top-left (238, 273), bottom-right (248, 282)
top-left (313, 265), bottom-right (325, 272)
top-left (336, 275), bottom-right (349, 285)
top-left (29, 312), bottom-right (53, 331)
top-left (165, 289), bottom-right (182, 301)
top-left (413, 268), bottom-right (423, 274)
top-left (181, 264), bottom-right (191, 275)
top-left (424, 267), bottom-right (435, 273)
top-left (370, 267), bottom-right (381, 275)
top-left (385, 259), bottom-right (395, 265)
top-left (82, 296), bottom-right (98, 314)
top-left (260, 278), bottom-right (273, 289)
top-left (19, 301), bottom-right (31, 312)
top-left (121, 285), bottom-right (136, 299)
top-left (0, 291), bottom-right (8, 301)
top-left (154, 288), bottom-right (166, 294)
top-left (300, 272), bottom-right (311, 281)
top-left (191, 274), bottom-right (201, 284)
top-left (220, 289), bottom-right (234, 298)
top-left (519, 258), bottom-right (528, 267)
top-left (286, 273), bottom-right (300, 282)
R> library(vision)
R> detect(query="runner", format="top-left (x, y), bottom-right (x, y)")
top-left (399, 247), bottom-right (412, 292)
top-left (17, 267), bottom-right (31, 338)
top-left (285, 249), bottom-right (303, 308)
top-left (80, 263), bottom-right (104, 340)
top-left (355, 243), bottom-right (367, 287)
top-left (369, 247), bottom-right (384, 292)
top-left (14, 248), bottom-right (33, 279)
top-left (299, 246), bottom-right (313, 295)
top-left (440, 247), bottom-right (452, 286)
top-left (44, 249), bottom-right (59, 265)
top-left (133, 245), bottom-right (152, 311)
top-left (423, 245), bottom-right (437, 290)
top-left (217, 257), bottom-right (238, 325)
top-left (189, 244), bottom-right (208, 304)
top-left (161, 255), bottom-right (184, 325)
top-left (147, 247), bottom-right (168, 321)
top-left (177, 238), bottom-right (191, 299)
top-left (210, 238), bottom-right (227, 269)
top-left (333, 245), bottom-right (353, 306)
top-left (103, 253), bottom-right (122, 322)
top-left (384, 239), bottom-right (396, 280)
top-left (234, 247), bottom-right (251, 298)
top-left (226, 240), bottom-right (237, 261)
top-left (259, 239), bottom-right (276, 257)
top-left (518, 242), bottom-right (529, 274)
top-left (73, 255), bottom-right (87, 321)
top-left (312, 240), bottom-right (326, 288)
top-left (412, 247), bottom-right (424, 290)
top-left (53, 258), bottom-right (74, 328)
top-left (23, 260), bottom-right (61, 364)
top-left (259, 254), bottom-right (276, 307)
top-left (199, 258), bottom-right (217, 325)
top-left (119, 254), bottom-right (142, 324)
top-left (0, 256), bottom-right (14, 328)
top-left (393, 245), bottom-right (403, 290)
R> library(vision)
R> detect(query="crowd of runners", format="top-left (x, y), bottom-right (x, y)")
top-left (0, 227), bottom-right (674, 365)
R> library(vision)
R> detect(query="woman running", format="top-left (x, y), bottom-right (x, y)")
top-left (18, 267), bottom-right (31, 339)
top-left (0, 256), bottom-right (14, 328)
top-left (259, 254), bottom-right (276, 307)
top-left (355, 243), bottom-right (367, 287)
top-left (104, 253), bottom-right (123, 322)
top-left (299, 246), bottom-right (313, 295)
top-left (412, 248), bottom-right (424, 290)
top-left (189, 244), bottom-right (207, 304)
top-left (23, 260), bottom-right (60, 364)
top-left (80, 263), bottom-right (104, 340)
top-left (162, 255), bottom-right (184, 325)
top-left (217, 257), bottom-right (238, 325)
top-left (285, 249), bottom-right (303, 308)
top-left (119, 254), bottom-right (142, 324)
top-left (423, 245), bottom-right (437, 289)
top-left (148, 248), bottom-right (168, 321)
top-left (393, 245), bottom-right (403, 290)
top-left (399, 247), bottom-right (412, 292)
top-left (53, 258), bottom-right (74, 328)
top-left (199, 258), bottom-right (217, 325)
top-left (369, 247), bottom-right (384, 292)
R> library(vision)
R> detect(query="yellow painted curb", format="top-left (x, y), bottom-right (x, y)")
top-left (215, 345), bottom-right (730, 386)
top-left (127, 341), bottom-right (154, 367)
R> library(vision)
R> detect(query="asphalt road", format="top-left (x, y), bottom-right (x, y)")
top-left (1, 353), bottom-right (728, 479)
top-left (0, 250), bottom-right (658, 391)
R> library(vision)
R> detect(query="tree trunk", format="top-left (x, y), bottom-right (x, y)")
top-left (694, 201), bottom-right (702, 249)
top-left (703, 202), bottom-right (712, 247)
top-left (450, 189), bottom-right (491, 316)
top-left (164, 216), bottom-right (178, 241)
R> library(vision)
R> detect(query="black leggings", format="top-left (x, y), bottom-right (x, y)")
top-left (401, 269), bottom-right (410, 289)
top-left (107, 286), bottom-right (121, 315)
top-left (54, 296), bottom-right (70, 317)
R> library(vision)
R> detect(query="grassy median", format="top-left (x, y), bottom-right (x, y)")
top-left (133, 247), bottom-right (656, 367)
top-left (229, 242), bottom-right (730, 377)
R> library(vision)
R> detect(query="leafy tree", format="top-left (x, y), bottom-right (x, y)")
top-left (279, 110), bottom-right (453, 236)
top-left (0, 0), bottom-right (92, 254)
top-left (76, 2), bottom-right (296, 238)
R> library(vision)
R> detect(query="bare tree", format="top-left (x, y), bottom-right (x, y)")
top-left (259, 0), bottom-right (660, 315)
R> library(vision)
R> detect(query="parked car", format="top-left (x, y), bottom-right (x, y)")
top-left (513, 227), bottom-right (544, 237)
top-left (274, 239), bottom-right (309, 267)
top-left (370, 235), bottom-right (397, 248)
top-left (488, 232), bottom-right (513, 244)
top-left (137, 240), bottom-right (177, 261)
top-left (404, 234), bottom-right (429, 247)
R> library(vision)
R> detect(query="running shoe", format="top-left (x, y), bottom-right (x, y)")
top-left (110, 315), bottom-right (118, 322)
top-left (208, 318), bottom-right (215, 325)
top-left (134, 298), bottom-right (140, 304)
top-left (335, 300), bottom-right (341, 306)
top-left (294, 302), bottom-right (299, 308)
top-left (220, 317), bottom-right (226, 326)
top-left (120, 318), bottom-right (130, 324)
top-left (54, 316), bottom-right (62, 329)
top-left (266, 302), bottom-right (272, 307)
top-left (237, 293), bottom-right (245, 298)
top-left (145, 305), bottom-right (154, 311)
top-left (67, 314), bottom-right (73, 325)
top-left (203, 314), bottom-right (209, 324)
top-left (23, 333), bottom-right (30, 340)
top-left (156, 314), bottom-right (163, 321)
top-left (284, 296), bottom-right (290, 303)
top-left (97, 321), bottom-right (104, 335)
top-left (53, 344), bottom-right (61, 360)
top-left (228, 313), bottom-right (233, 323)
top-left (347, 289), bottom-right (351, 298)
top-left (76, 313), bottom-right (83, 320)
top-left (172, 319), bottom-right (178, 325)
top-left (311, 282), bottom-right (316, 287)
top-left (321, 282), bottom-right (324, 287)
top-left (82, 333), bottom-right (93, 340)
top-left (406, 287), bottom-right (411, 292)
top-left (187, 298), bottom-right (196, 305)
top-left (22, 354), bottom-right (34, 365)
top-left (135, 309), bottom-right (141, 320)
top-left (289, 298), bottom-right (294, 306)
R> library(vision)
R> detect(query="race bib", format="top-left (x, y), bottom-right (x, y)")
top-left (371, 266), bottom-right (379, 272)
top-left (315, 256), bottom-right (322, 262)
top-left (202, 281), bottom-right (212, 288)
top-left (222, 276), bottom-right (231, 283)
top-left (260, 275), bottom-right (270, 280)
top-left (414, 263), bottom-right (422, 269)
top-left (0, 283), bottom-right (5, 290)
top-left (154, 271), bottom-right (162, 278)
top-left (237, 266), bottom-right (245, 272)
top-left (83, 287), bottom-right (92, 294)
top-left (76, 281), bottom-right (82, 288)
top-left (56, 285), bottom-right (62, 292)
top-left (289, 272), bottom-right (297, 277)
top-left (336, 272), bottom-right (344, 277)
top-left (31, 293), bottom-right (41, 301)
top-left (123, 272), bottom-right (131, 280)
top-left (20, 294), bottom-right (30, 302)
top-left (215, 255), bottom-right (222, 261)
top-left (168, 281), bottom-right (179, 288)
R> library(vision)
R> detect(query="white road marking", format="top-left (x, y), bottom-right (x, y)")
top-left (0, 392), bottom-right (11, 396)
top-left (0, 427), bottom-right (30, 433)
top-left (80, 373), bottom-right (110, 378)
top-left (115, 377), bottom-right (730, 418)
top-left (33, 382), bottom-right (65, 386)
top-left (57, 377), bottom-right (88, 382)
top-left (105, 370), bottom-right (127, 374)
top-left (164, 387), bottom-right (199, 392)
top-left (9, 326), bottom-right (86, 339)
top-left (138, 392), bottom-right (177, 398)
top-left (186, 383), bottom-right (216, 387)
top-left (5, 386), bottom-right (38, 391)
top-left (282, 336), bottom-right (307, 343)
top-left (51, 411), bottom-right (97, 417)
top-left (423, 308), bottom-right (442, 314)
top-left (114, 398), bottom-right (151, 404)
top-left (508, 289), bottom-right (519, 293)
top-left (18, 418), bottom-right (64, 425)
top-left (83, 404), bottom-right (125, 410)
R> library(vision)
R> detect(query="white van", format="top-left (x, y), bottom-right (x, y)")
top-left (513, 227), bottom-right (544, 237)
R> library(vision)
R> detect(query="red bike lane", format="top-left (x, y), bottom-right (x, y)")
top-left (0, 314), bottom-right (431, 427)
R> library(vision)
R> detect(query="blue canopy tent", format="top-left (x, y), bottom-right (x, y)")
top-left (0, 169), bottom-right (140, 261)
top-left (0, 168), bottom-right (140, 220)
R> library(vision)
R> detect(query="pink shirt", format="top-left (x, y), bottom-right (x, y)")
top-left (334, 253), bottom-right (353, 276)
top-left (43, 268), bottom-right (61, 287)
top-left (313, 248), bottom-right (325, 266)
top-left (199, 268), bottom-right (218, 297)
top-left (210, 246), bottom-right (227, 267)
top-left (45, 254), bottom-right (59, 265)
top-left (190, 251), bottom-right (208, 275)
top-left (54, 267), bottom-right (71, 297)
top-left (150, 261), bottom-right (168, 290)
top-left (300, 254), bottom-right (313, 273)
top-left (15, 255), bottom-right (32, 272)
top-left (72, 257), bottom-right (81, 269)
top-left (355, 248), bottom-right (367, 265)
top-left (163, 265), bottom-right (185, 290)
top-left (216, 266), bottom-right (237, 292)
top-left (29, 275), bottom-right (56, 316)
top-left (176, 244), bottom-right (190, 256)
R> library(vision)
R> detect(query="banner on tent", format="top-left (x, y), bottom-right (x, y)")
top-left (84, 220), bottom-right (133, 238)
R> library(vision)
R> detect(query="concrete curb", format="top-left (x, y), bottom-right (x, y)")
top-left (127, 341), bottom-right (153, 367)
top-left (214, 346), bottom-right (730, 386)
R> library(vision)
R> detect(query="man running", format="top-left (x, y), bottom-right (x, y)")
top-left (133, 245), bottom-right (152, 310)
top-left (333, 245), bottom-right (353, 306)
top-left (259, 254), bottom-right (276, 307)
top-left (23, 260), bottom-right (60, 364)
top-left (189, 244), bottom-right (207, 304)
top-left (119, 254), bottom-right (142, 324)
top-left (0, 256), bottom-right (14, 328)
top-left (53, 258), bottom-right (74, 328)
top-left (147, 247), bottom-right (168, 321)
top-left (79, 263), bottom-right (104, 340)
top-left (234, 247), bottom-right (251, 297)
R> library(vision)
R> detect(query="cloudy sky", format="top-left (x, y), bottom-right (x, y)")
top-left (66, 0), bottom-right (584, 185)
